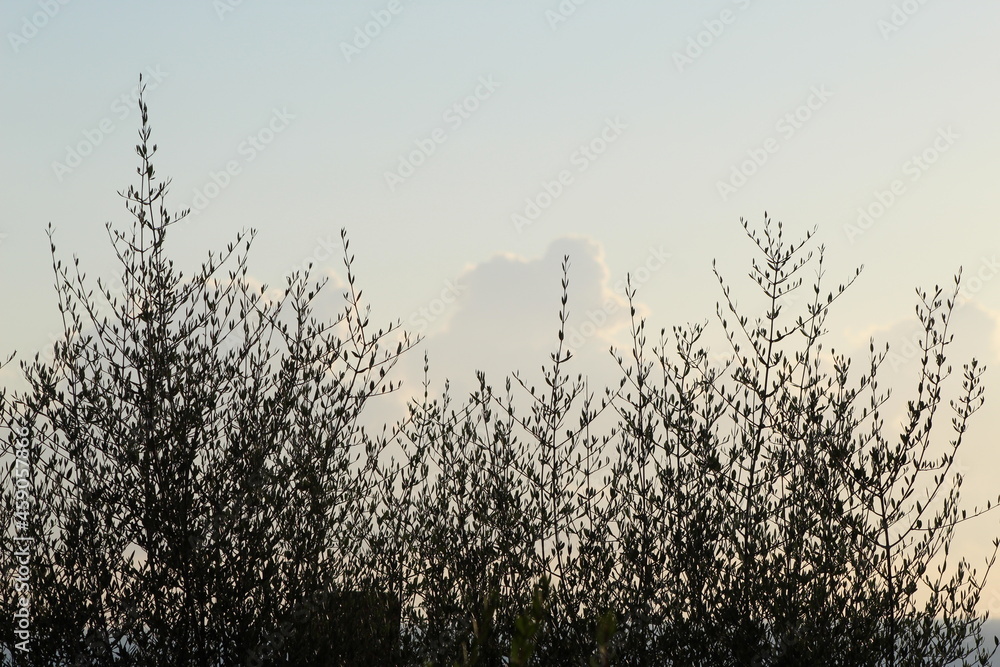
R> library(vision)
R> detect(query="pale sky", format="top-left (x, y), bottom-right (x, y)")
top-left (3, 0), bottom-right (1000, 614)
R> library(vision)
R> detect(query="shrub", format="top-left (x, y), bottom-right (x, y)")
top-left (2, 82), bottom-right (998, 667)
top-left (0, 80), bottom-right (414, 667)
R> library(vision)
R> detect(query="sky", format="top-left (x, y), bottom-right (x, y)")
top-left (3, 0), bottom-right (1000, 618)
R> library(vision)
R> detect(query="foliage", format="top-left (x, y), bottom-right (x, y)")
top-left (2, 84), bottom-right (999, 666)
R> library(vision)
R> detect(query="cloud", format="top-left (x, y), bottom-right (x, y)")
top-left (841, 298), bottom-right (1000, 382)
top-left (441, 235), bottom-right (630, 346)
top-left (385, 236), bottom-right (648, 423)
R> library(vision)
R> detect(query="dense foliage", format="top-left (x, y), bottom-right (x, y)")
top-left (2, 86), bottom-right (999, 666)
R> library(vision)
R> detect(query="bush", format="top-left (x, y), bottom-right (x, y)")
top-left (2, 82), bottom-right (998, 667)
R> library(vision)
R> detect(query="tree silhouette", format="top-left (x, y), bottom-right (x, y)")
top-left (1, 80), bottom-right (998, 667)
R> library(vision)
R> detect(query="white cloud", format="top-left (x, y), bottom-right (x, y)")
top-left (382, 236), bottom-right (652, 425)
